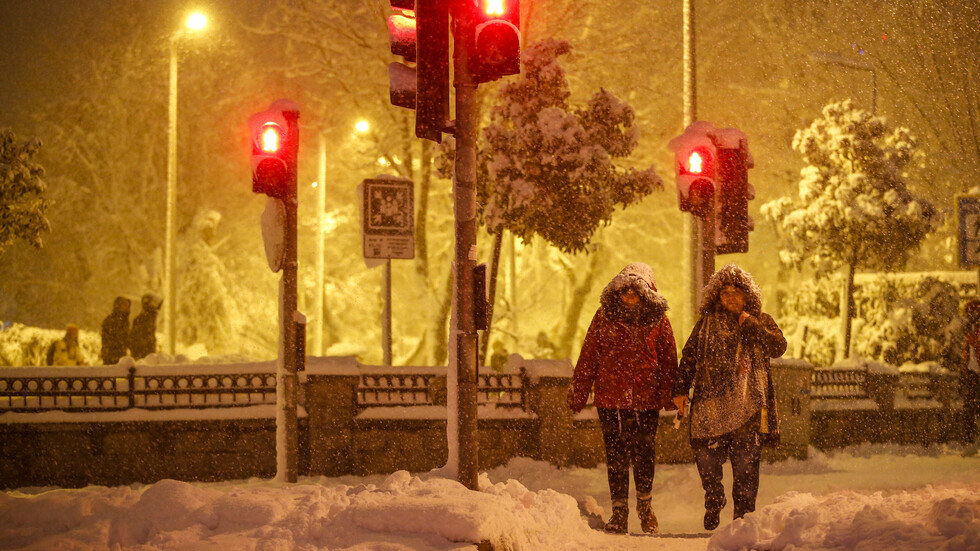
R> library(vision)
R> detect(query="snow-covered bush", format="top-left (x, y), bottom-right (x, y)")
top-left (779, 274), bottom-right (962, 368)
top-left (0, 323), bottom-right (99, 366)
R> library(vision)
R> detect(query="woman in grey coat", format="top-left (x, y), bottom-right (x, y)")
top-left (672, 264), bottom-right (786, 530)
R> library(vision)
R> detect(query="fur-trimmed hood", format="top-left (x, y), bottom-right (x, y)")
top-left (599, 263), bottom-right (669, 326)
top-left (698, 263), bottom-right (763, 317)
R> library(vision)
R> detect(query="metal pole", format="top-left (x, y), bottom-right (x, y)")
top-left (383, 259), bottom-right (392, 366)
top-left (452, 6), bottom-right (480, 491)
top-left (277, 109), bottom-right (300, 483)
top-left (683, 0), bottom-right (709, 318)
top-left (315, 133), bottom-right (326, 356)
top-left (699, 197), bottom-right (716, 296)
top-left (683, 0), bottom-right (696, 127)
top-left (164, 37), bottom-right (178, 356)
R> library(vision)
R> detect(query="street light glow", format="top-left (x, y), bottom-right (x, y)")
top-left (355, 120), bottom-right (370, 133)
top-left (186, 12), bottom-right (207, 31)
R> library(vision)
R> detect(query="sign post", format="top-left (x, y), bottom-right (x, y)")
top-left (361, 177), bottom-right (415, 366)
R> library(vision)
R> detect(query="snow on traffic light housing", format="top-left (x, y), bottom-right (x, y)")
top-left (669, 121), bottom-right (755, 254)
top-left (470, 0), bottom-right (520, 84)
top-left (669, 130), bottom-right (718, 218)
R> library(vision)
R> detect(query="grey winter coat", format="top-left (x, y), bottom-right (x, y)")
top-left (673, 264), bottom-right (787, 442)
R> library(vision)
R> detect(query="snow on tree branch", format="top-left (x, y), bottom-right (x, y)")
top-left (0, 128), bottom-right (50, 256)
top-left (481, 39), bottom-right (663, 254)
top-left (762, 99), bottom-right (939, 274)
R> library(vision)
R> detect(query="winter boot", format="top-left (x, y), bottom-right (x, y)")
top-left (704, 496), bottom-right (727, 531)
top-left (604, 500), bottom-right (629, 534)
top-left (636, 494), bottom-right (659, 534)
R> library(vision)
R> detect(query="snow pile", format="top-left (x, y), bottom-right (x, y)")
top-left (710, 486), bottom-right (980, 551)
top-left (0, 471), bottom-right (595, 551)
top-left (3, 447), bottom-right (980, 550)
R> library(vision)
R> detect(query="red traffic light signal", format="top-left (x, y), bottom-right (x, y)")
top-left (685, 149), bottom-right (710, 175)
top-left (470, 0), bottom-right (521, 84)
top-left (259, 123), bottom-right (283, 153)
top-left (669, 133), bottom-right (718, 218)
top-left (386, 0), bottom-right (450, 143)
top-left (249, 100), bottom-right (299, 199)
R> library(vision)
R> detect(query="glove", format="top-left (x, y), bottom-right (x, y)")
top-left (673, 396), bottom-right (690, 419)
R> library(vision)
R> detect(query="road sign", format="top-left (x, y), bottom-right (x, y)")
top-left (362, 177), bottom-right (415, 260)
top-left (957, 195), bottom-right (980, 267)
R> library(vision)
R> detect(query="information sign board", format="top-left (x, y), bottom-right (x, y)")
top-left (362, 177), bottom-right (415, 260)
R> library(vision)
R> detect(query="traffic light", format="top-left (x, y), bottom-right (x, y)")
top-left (715, 141), bottom-right (755, 254)
top-left (249, 100), bottom-right (299, 199)
top-left (669, 122), bottom-right (755, 253)
top-left (671, 137), bottom-right (718, 219)
top-left (387, 0), bottom-right (450, 142)
top-left (469, 0), bottom-right (521, 84)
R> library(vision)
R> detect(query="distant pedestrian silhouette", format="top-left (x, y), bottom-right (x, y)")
top-left (46, 324), bottom-right (87, 366)
top-left (100, 296), bottom-right (131, 365)
top-left (130, 293), bottom-right (163, 360)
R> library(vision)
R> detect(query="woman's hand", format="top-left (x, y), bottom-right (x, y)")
top-left (673, 395), bottom-right (689, 418)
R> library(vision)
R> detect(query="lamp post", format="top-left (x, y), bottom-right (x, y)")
top-left (164, 11), bottom-right (207, 356)
top-left (312, 120), bottom-right (369, 357)
top-left (810, 51), bottom-right (877, 115)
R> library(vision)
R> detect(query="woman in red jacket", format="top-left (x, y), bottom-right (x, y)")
top-left (567, 263), bottom-right (678, 534)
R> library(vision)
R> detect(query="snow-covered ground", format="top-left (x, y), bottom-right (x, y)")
top-left (1, 444), bottom-right (978, 551)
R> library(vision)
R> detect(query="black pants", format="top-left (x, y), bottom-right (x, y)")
top-left (597, 408), bottom-right (660, 502)
top-left (692, 414), bottom-right (762, 520)
top-left (964, 371), bottom-right (980, 443)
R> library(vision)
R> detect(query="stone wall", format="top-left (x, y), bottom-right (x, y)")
top-left (0, 418), bottom-right (288, 488)
top-left (1, 355), bottom-right (962, 489)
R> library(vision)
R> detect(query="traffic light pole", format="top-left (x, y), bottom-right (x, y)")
top-left (683, 0), bottom-right (714, 316)
top-left (451, 6), bottom-right (481, 492)
top-left (277, 109), bottom-right (300, 483)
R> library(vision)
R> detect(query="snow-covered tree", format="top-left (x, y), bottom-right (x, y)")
top-left (176, 210), bottom-right (241, 356)
top-left (762, 99), bottom-right (938, 362)
top-left (483, 39), bottom-right (662, 254)
top-left (0, 129), bottom-right (49, 257)
top-left (440, 39), bottom-right (663, 360)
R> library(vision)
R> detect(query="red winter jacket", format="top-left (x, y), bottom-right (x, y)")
top-left (567, 313), bottom-right (678, 412)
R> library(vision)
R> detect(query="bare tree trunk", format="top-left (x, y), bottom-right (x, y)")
top-left (479, 229), bottom-right (504, 366)
top-left (431, 267), bottom-right (454, 365)
top-left (555, 248), bottom-right (604, 360)
top-left (837, 260), bottom-right (856, 363)
top-left (415, 140), bottom-right (432, 280)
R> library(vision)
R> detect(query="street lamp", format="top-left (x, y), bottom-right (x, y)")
top-left (164, 11), bottom-right (207, 356)
top-left (312, 120), bottom-right (371, 356)
top-left (809, 51), bottom-right (877, 115)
